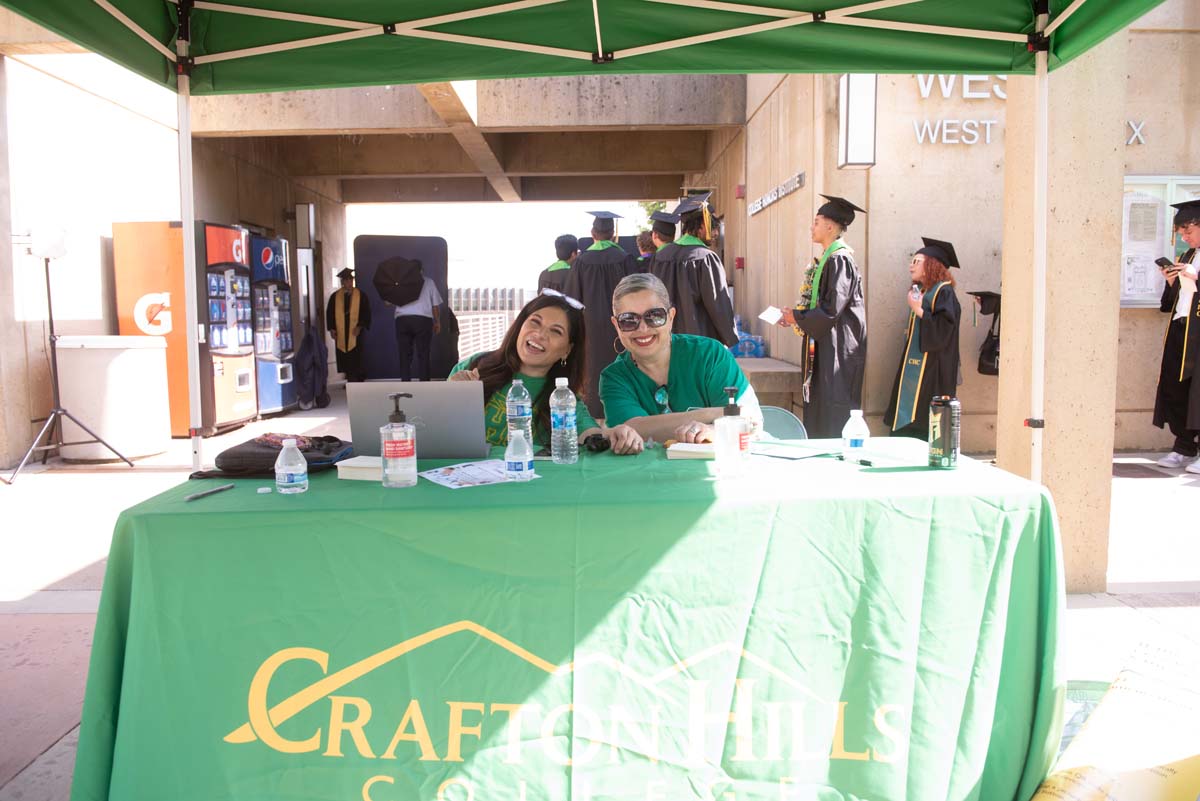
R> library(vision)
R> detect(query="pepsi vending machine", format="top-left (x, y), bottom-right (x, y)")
top-left (199, 223), bottom-right (259, 432)
top-left (250, 236), bottom-right (297, 415)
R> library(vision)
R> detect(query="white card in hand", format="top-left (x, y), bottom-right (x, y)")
top-left (758, 306), bottom-right (783, 325)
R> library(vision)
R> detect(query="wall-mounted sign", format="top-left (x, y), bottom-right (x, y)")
top-left (748, 172), bottom-right (805, 216)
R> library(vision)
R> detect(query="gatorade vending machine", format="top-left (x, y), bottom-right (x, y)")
top-left (113, 221), bottom-right (259, 436)
top-left (250, 235), bottom-right (297, 415)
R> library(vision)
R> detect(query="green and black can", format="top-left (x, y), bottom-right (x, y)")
top-left (928, 396), bottom-right (960, 469)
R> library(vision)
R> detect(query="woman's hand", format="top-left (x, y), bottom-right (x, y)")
top-left (1162, 265), bottom-right (1180, 287)
top-left (608, 424), bottom-right (644, 455)
top-left (674, 420), bottom-right (715, 444)
top-left (448, 368), bottom-right (479, 382)
top-left (777, 308), bottom-right (796, 328)
top-left (906, 288), bottom-right (923, 316)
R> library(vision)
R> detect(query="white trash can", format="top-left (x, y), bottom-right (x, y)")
top-left (56, 335), bottom-right (171, 461)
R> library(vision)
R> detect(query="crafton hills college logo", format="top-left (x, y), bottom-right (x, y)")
top-left (224, 621), bottom-right (908, 801)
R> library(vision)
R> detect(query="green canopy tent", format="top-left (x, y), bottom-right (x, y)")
top-left (0, 0), bottom-right (1166, 472)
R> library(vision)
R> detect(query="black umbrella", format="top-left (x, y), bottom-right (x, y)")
top-left (372, 257), bottom-right (424, 307)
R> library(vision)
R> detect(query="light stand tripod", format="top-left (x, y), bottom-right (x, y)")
top-left (2, 251), bottom-right (132, 484)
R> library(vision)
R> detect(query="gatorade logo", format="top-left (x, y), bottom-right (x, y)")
top-left (133, 292), bottom-right (172, 335)
top-left (231, 238), bottom-right (245, 264)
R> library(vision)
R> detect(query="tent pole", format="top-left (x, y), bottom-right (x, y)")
top-left (176, 29), bottom-right (202, 473)
top-left (1030, 9), bottom-right (1049, 484)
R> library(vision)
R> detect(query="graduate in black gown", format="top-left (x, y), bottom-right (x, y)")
top-left (884, 238), bottom-right (962, 438)
top-left (537, 234), bottom-right (578, 294)
top-left (649, 192), bottom-right (738, 346)
top-left (325, 267), bottom-right (372, 382)
top-left (563, 211), bottom-right (637, 418)
top-left (777, 195), bottom-right (868, 439)
top-left (1152, 199), bottom-right (1200, 471)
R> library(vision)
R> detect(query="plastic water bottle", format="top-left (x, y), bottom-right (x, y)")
top-left (274, 438), bottom-right (308, 494)
top-left (841, 410), bottom-right (871, 464)
top-left (505, 429), bottom-right (534, 481)
top-left (550, 377), bottom-right (578, 464)
top-left (506, 379), bottom-right (533, 444)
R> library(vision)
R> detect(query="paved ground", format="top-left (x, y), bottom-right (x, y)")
top-left (1, 388), bottom-right (1197, 799)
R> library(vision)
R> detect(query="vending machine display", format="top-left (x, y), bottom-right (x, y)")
top-left (250, 236), bottom-right (297, 415)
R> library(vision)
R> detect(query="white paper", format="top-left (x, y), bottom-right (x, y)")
top-left (758, 306), bottom-right (783, 325)
top-left (419, 459), bottom-right (540, 489)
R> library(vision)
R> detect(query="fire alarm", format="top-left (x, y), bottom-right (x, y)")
top-left (735, 257), bottom-right (745, 270)
top-left (734, 185), bottom-right (746, 199)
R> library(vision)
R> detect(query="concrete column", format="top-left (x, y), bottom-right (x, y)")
top-left (0, 57), bottom-right (31, 471)
top-left (997, 35), bottom-right (1128, 592)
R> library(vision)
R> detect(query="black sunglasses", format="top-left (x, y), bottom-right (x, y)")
top-left (615, 307), bottom-right (669, 332)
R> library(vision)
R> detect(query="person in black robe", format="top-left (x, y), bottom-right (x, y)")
top-left (777, 195), bottom-right (867, 439)
top-left (537, 234), bottom-right (578, 294)
top-left (650, 194), bottom-right (738, 347)
top-left (1152, 199), bottom-right (1200, 471)
top-left (325, 267), bottom-right (371, 382)
top-left (884, 237), bottom-right (962, 438)
top-left (563, 211), bottom-right (637, 418)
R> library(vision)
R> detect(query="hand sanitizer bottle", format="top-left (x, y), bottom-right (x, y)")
top-left (714, 386), bottom-right (750, 478)
top-left (381, 392), bottom-right (417, 488)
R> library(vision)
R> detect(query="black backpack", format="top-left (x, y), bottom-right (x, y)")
top-left (189, 434), bottom-right (352, 480)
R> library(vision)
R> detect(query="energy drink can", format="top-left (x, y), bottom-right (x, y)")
top-left (928, 396), bottom-right (960, 469)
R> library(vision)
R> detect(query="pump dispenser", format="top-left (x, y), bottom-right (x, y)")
top-left (714, 386), bottom-right (750, 478)
top-left (381, 392), bottom-right (417, 488)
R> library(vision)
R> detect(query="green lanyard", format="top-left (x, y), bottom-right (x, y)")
top-left (808, 239), bottom-right (848, 310)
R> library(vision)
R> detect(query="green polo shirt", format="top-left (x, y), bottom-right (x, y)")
top-left (450, 354), bottom-right (598, 446)
top-left (598, 334), bottom-right (754, 426)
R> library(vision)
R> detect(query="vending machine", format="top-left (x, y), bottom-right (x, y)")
top-left (250, 235), bottom-right (297, 415)
top-left (113, 221), bottom-right (259, 437)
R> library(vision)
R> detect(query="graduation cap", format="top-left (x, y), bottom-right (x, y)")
top-left (650, 210), bottom-right (680, 237)
top-left (673, 190), bottom-right (712, 217)
top-left (1171, 199), bottom-right (1200, 228)
top-left (915, 237), bottom-right (960, 269)
top-left (587, 210), bottom-right (622, 235)
top-left (967, 290), bottom-right (1001, 316)
top-left (336, 267), bottom-right (354, 279)
top-left (817, 194), bottom-right (866, 228)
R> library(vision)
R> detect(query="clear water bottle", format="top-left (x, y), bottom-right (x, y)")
top-left (274, 438), bottom-right (308, 494)
top-left (381, 392), bottom-right (417, 488)
top-left (550, 377), bottom-right (578, 464)
top-left (505, 429), bottom-right (534, 481)
top-left (506, 378), bottom-right (533, 445)
top-left (841, 410), bottom-right (871, 464)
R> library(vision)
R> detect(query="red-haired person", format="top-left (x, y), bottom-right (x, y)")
top-left (884, 238), bottom-right (962, 439)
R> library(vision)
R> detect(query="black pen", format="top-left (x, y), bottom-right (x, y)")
top-left (184, 482), bottom-right (235, 502)
top-left (834, 454), bottom-right (874, 467)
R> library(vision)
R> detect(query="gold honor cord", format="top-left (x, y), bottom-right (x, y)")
top-left (1181, 249), bottom-right (1197, 381)
top-left (225, 623), bottom-right (830, 744)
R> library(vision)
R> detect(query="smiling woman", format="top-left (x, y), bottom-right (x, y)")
top-left (448, 292), bottom-right (641, 453)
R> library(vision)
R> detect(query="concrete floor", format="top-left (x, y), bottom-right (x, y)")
top-left (1, 387), bottom-right (1198, 800)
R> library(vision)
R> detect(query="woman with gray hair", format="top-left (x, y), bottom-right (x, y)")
top-left (599, 273), bottom-right (761, 444)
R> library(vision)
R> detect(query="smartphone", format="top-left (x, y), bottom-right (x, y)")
top-left (1155, 257), bottom-right (1176, 269)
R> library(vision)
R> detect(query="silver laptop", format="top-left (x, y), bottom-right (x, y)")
top-left (348, 381), bottom-right (489, 459)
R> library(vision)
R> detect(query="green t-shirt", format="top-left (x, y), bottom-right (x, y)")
top-left (450, 353), bottom-right (598, 446)
top-left (598, 334), bottom-right (755, 426)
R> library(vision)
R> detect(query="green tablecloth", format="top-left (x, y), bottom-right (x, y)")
top-left (72, 439), bottom-right (1064, 801)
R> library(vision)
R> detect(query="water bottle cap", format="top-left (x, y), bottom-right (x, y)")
top-left (556, 377), bottom-right (569, 387)
top-left (282, 438), bottom-right (297, 447)
top-left (512, 378), bottom-right (523, 387)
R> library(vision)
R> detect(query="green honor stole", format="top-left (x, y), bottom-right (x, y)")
top-left (807, 239), bottom-right (850, 310)
top-left (892, 282), bottom-right (949, 431)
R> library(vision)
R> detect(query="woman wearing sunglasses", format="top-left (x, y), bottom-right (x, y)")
top-left (449, 290), bottom-right (644, 454)
top-left (599, 273), bottom-right (761, 444)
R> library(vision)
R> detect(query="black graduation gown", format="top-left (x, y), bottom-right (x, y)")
top-left (325, 288), bottom-right (372, 379)
top-left (792, 252), bottom-right (867, 439)
top-left (883, 284), bottom-right (961, 435)
top-left (563, 245), bottom-right (637, 418)
top-left (649, 241), bottom-right (738, 346)
top-left (537, 267), bottom-right (570, 294)
top-left (1153, 248), bottom-right (1200, 431)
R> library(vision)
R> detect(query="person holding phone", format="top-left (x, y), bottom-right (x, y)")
top-left (1152, 200), bottom-right (1200, 471)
